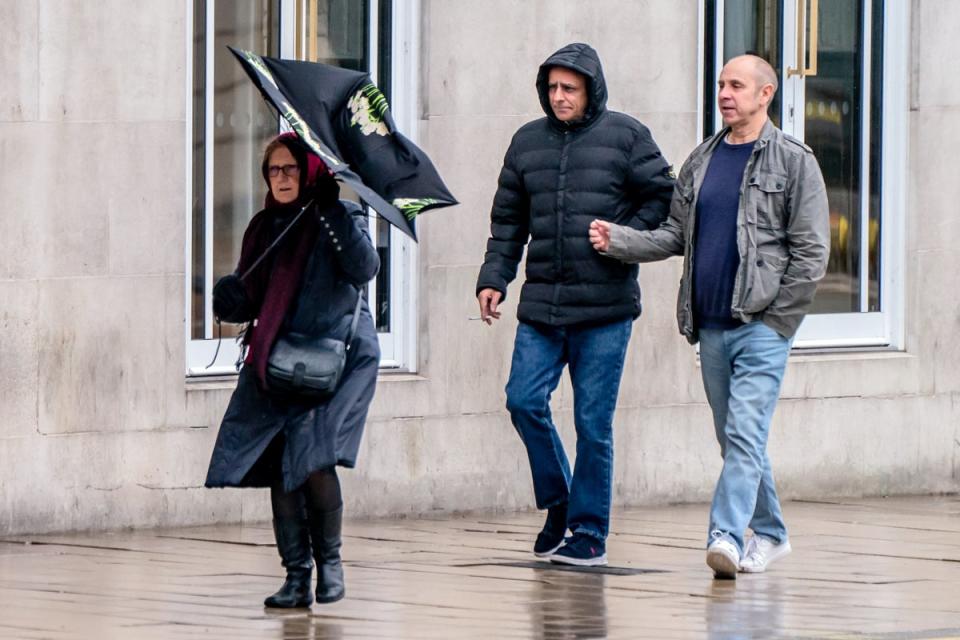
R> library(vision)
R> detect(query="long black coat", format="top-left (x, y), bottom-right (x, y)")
top-left (476, 43), bottom-right (675, 326)
top-left (205, 201), bottom-right (380, 493)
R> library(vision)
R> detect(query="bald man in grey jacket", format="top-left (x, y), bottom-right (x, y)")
top-left (590, 55), bottom-right (829, 579)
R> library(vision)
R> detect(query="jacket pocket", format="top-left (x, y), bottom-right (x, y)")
top-left (749, 173), bottom-right (787, 230)
top-left (742, 250), bottom-right (788, 314)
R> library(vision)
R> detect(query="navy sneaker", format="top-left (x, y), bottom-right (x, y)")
top-left (533, 529), bottom-right (565, 558)
top-left (533, 504), bottom-right (567, 558)
top-left (550, 533), bottom-right (607, 566)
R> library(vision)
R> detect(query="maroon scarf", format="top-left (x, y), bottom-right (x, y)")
top-left (237, 134), bottom-right (330, 389)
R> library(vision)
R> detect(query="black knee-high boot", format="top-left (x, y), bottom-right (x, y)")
top-left (264, 516), bottom-right (314, 608)
top-left (307, 506), bottom-right (345, 603)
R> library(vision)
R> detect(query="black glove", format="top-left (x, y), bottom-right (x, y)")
top-left (212, 273), bottom-right (250, 322)
top-left (310, 172), bottom-right (340, 206)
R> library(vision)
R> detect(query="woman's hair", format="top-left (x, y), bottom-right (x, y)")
top-left (260, 135), bottom-right (309, 191)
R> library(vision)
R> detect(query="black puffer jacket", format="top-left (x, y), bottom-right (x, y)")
top-left (476, 43), bottom-right (674, 326)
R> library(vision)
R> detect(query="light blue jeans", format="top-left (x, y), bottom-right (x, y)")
top-left (698, 321), bottom-right (792, 554)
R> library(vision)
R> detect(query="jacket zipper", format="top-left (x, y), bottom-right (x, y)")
top-left (552, 130), bottom-right (571, 313)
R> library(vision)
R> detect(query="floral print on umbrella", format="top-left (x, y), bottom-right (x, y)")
top-left (348, 84), bottom-right (390, 137)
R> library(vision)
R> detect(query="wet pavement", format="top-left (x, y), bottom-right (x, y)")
top-left (1, 495), bottom-right (959, 639)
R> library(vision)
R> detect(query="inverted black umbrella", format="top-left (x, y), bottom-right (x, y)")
top-left (230, 46), bottom-right (457, 240)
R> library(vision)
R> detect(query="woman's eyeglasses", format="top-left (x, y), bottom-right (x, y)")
top-left (267, 164), bottom-right (301, 178)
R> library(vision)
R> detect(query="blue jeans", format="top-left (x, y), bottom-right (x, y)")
top-left (698, 321), bottom-right (792, 554)
top-left (505, 318), bottom-right (632, 543)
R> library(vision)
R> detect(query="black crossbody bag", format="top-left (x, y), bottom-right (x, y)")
top-left (265, 289), bottom-right (362, 400)
top-left (237, 199), bottom-right (362, 400)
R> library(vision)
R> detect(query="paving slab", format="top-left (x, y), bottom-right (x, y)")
top-left (1, 496), bottom-right (959, 639)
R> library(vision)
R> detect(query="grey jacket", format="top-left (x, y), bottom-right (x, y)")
top-left (604, 119), bottom-right (830, 342)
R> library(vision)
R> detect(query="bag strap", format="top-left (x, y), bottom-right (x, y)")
top-left (238, 198), bottom-right (315, 281)
top-left (239, 198), bottom-right (364, 350)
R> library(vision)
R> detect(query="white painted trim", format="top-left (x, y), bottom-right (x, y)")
top-left (782, 0), bottom-right (805, 139)
top-left (280, 0), bottom-right (296, 58)
top-left (793, 312), bottom-right (888, 349)
top-left (712, 0), bottom-right (724, 134)
top-left (881, 0), bottom-right (909, 350)
top-left (368, 0), bottom-right (379, 82)
top-left (696, 0), bottom-right (706, 143)
top-left (858, 0), bottom-right (873, 313)
top-left (203, 1), bottom-right (215, 339)
top-left (184, 0), bottom-right (194, 374)
top-left (386, 0), bottom-right (421, 372)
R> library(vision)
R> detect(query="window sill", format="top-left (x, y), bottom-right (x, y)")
top-left (185, 369), bottom-right (428, 393)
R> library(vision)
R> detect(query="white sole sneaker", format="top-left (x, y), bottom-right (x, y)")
top-left (706, 546), bottom-right (739, 579)
top-left (550, 553), bottom-right (608, 567)
top-left (740, 539), bottom-right (792, 573)
top-left (533, 541), bottom-right (564, 559)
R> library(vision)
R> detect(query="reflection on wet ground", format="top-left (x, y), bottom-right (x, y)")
top-left (2, 496), bottom-right (959, 639)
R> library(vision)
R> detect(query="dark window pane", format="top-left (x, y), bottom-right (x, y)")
top-left (722, 0), bottom-right (782, 128)
top-left (868, 0), bottom-right (884, 311)
top-left (375, 216), bottom-right (391, 332)
top-left (191, 0), bottom-right (207, 339)
top-left (305, 0), bottom-right (391, 332)
top-left (806, 0), bottom-right (863, 313)
top-left (305, 0), bottom-right (369, 70)
top-left (211, 1), bottom-right (280, 337)
top-left (378, 0), bottom-right (392, 103)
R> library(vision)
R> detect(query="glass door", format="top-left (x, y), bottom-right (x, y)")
top-left (705, 0), bottom-right (891, 347)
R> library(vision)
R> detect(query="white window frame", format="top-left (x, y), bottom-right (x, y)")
top-left (184, 0), bottom-right (420, 376)
top-left (699, 0), bottom-right (908, 350)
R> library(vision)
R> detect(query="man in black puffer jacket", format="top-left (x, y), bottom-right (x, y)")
top-left (476, 43), bottom-right (674, 566)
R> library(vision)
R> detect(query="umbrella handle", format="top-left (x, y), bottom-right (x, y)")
top-left (238, 198), bottom-right (315, 282)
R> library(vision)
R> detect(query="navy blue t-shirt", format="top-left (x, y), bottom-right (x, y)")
top-left (693, 139), bottom-right (755, 330)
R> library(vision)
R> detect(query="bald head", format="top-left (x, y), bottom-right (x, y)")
top-left (717, 55), bottom-right (778, 136)
top-left (726, 54), bottom-right (778, 94)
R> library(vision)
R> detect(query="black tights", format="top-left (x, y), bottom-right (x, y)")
top-left (270, 467), bottom-right (343, 519)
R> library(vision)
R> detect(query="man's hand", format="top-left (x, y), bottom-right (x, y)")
top-left (589, 219), bottom-right (612, 253)
top-left (477, 288), bottom-right (503, 325)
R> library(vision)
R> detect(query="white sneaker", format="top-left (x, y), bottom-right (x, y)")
top-left (740, 536), bottom-right (791, 573)
top-left (706, 535), bottom-right (740, 579)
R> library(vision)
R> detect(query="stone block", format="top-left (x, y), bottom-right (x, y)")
top-left (37, 0), bottom-right (184, 122)
top-left (613, 403), bottom-right (718, 506)
top-left (423, 263), bottom-right (517, 417)
top-left (0, 121), bottom-right (184, 279)
top-left (914, 249), bottom-right (960, 394)
top-left (0, 281), bottom-right (39, 438)
top-left (108, 122), bottom-right (186, 276)
top-left (419, 115), bottom-right (530, 270)
top-left (633, 111), bottom-right (700, 174)
top-left (423, 0), bottom-right (566, 118)
top-left (773, 394), bottom-right (957, 498)
top-left (910, 108), bottom-right (960, 252)
top-left (345, 412), bottom-right (534, 517)
top-left (37, 275), bottom-right (186, 434)
top-left (0, 0), bottom-right (39, 121)
top-left (563, 0), bottom-right (700, 115)
top-left (1, 123), bottom-right (105, 278)
top-left (781, 351), bottom-right (925, 400)
top-left (0, 428), bottom-right (246, 535)
top-left (914, 0), bottom-right (960, 108)
top-left (621, 323), bottom-right (704, 407)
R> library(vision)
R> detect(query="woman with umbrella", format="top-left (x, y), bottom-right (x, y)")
top-left (205, 132), bottom-right (380, 608)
